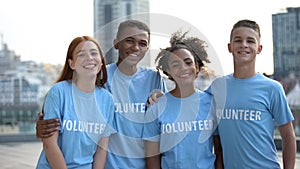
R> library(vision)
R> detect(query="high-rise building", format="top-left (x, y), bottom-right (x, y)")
top-left (272, 7), bottom-right (300, 78)
top-left (94, 0), bottom-right (150, 65)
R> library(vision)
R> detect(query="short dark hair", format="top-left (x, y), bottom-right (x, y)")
top-left (116, 20), bottom-right (150, 41)
top-left (230, 19), bottom-right (261, 41)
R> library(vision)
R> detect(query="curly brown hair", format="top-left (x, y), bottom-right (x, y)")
top-left (155, 30), bottom-right (210, 79)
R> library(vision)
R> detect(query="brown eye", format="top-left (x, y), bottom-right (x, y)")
top-left (185, 61), bottom-right (193, 66)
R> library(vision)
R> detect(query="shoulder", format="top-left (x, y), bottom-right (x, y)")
top-left (48, 81), bottom-right (71, 94)
top-left (207, 75), bottom-right (228, 90)
top-left (256, 73), bottom-right (283, 89)
top-left (106, 63), bottom-right (117, 72)
top-left (95, 87), bottom-right (113, 98)
top-left (197, 89), bottom-right (212, 104)
top-left (138, 66), bottom-right (159, 75)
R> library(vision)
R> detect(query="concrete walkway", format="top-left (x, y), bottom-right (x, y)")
top-left (0, 141), bottom-right (42, 169)
top-left (0, 141), bottom-right (300, 169)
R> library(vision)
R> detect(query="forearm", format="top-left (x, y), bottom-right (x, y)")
top-left (144, 140), bottom-right (160, 169)
top-left (282, 135), bottom-right (296, 169)
top-left (279, 122), bottom-right (296, 169)
top-left (93, 137), bottom-right (109, 169)
top-left (213, 135), bottom-right (224, 169)
top-left (43, 132), bottom-right (67, 169)
top-left (146, 155), bottom-right (161, 169)
top-left (44, 142), bottom-right (67, 169)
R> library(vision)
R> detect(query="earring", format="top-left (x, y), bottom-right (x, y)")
top-left (100, 70), bottom-right (103, 80)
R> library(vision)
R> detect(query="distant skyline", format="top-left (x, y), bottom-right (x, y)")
top-left (0, 0), bottom-right (300, 75)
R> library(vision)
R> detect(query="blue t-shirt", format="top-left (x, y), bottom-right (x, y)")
top-left (143, 90), bottom-right (216, 169)
top-left (206, 73), bottom-right (294, 169)
top-left (104, 63), bottom-right (167, 169)
top-left (36, 81), bottom-right (115, 169)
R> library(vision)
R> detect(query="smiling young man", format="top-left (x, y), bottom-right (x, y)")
top-left (102, 20), bottom-right (167, 169)
top-left (207, 19), bottom-right (296, 169)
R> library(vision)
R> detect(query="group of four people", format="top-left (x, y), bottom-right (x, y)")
top-left (35, 19), bottom-right (296, 169)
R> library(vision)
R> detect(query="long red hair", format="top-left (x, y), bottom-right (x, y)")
top-left (55, 36), bottom-right (107, 87)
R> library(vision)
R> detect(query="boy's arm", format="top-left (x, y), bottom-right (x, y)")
top-left (145, 140), bottom-right (161, 169)
top-left (279, 122), bottom-right (296, 169)
top-left (36, 112), bottom-right (60, 139)
top-left (213, 135), bottom-right (224, 169)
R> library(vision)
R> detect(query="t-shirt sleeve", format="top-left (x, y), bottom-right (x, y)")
top-left (270, 83), bottom-right (294, 126)
top-left (43, 87), bottom-right (62, 132)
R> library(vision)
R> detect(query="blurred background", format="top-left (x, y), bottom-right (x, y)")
top-left (0, 0), bottom-right (300, 154)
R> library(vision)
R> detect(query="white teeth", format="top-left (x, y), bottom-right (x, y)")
top-left (180, 74), bottom-right (189, 78)
top-left (84, 64), bottom-right (96, 69)
top-left (129, 54), bottom-right (138, 57)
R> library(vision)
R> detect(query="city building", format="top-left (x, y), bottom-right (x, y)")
top-left (272, 7), bottom-right (300, 78)
top-left (94, 0), bottom-right (150, 66)
top-left (0, 40), bottom-right (61, 134)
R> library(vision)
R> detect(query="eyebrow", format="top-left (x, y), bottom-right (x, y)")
top-left (89, 49), bottom-right (98, 52)
top-left (76, 48), bottom-right (98, 55)
top-left (170, 57), bottom-right (192, 64)
top-left (124, 36), bottom-right (149, 43)
top-left (233, 36), bottom-right (256, 40)
top-left (76, 50), bottom-right (84, 55)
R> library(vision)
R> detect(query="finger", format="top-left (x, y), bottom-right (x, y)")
top-left (152, 93), bottom-right (159, 103)
top-left (44, 119), bottom-right (60, 125)
top-left (157, 91), bottom-right (164, 98)
top-left (38, 118), bottom-right (59, 125)
top-left (41, 127), bottom-right (59, 136)
top-left (148, 97), bottom-right (156, 105)
top-left (37, 112), bottom-right (44, 120)
top-left (42, 132), bottom-right (56, 139)
top-left (45, 122), bottom-right (60, 129)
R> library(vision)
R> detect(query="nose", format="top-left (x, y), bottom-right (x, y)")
top-left (241, 40), bottom-right (248, 47)
top-left (180, 62), bottom-right (189, 70)
top-left (86, 53), bottom-right (93, 60)
top-left (131, 42), bottom-right (140, 51)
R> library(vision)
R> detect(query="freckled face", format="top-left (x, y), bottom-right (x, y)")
top-left (69, 41), bottom-right (102, 78)
top-left (167, 48), bottom-right (198, 86)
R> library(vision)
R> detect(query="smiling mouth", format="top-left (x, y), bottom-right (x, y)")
top-left (237, 51), bottom-right (250, 54)
top-left (128, 53), bottom-right (139, 57)
top-left (83, 64), bottom-right (97, 69)
top-left (179, 73), bottom-right (191, 78)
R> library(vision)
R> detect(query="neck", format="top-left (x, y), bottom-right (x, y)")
top-left (171, 84), bottom-right (195, 98)
top-left (75, 77), bottom-right (96, 93)
top-left (233, 62), bottom-right (257, 79)
top-left (116, 61), bottom-right (137, 76)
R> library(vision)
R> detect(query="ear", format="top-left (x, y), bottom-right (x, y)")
top-left (257, 45), bottom-right (263, 54)
top-left (113, 39), bottom-right (119, 49)
top-left (227, 43), bottom-right (232, 53)
top-left (68, 59), bottom-right (75, 70)
top-left (195, 65), bottom-right (200, 75)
